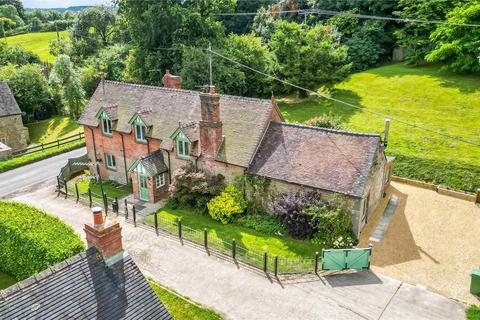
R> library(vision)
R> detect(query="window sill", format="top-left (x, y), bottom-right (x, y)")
top-left (136, 139), bottom-right (148, 144)
top-left (106, 167), bottom-right (117, 172)
top-left (175, 154), bottom-right (190, 160)
top-left (102, 133), bottom-right (113, 137)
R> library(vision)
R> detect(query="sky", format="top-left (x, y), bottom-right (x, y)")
top-left (22, 0), bottom-right (111, 8)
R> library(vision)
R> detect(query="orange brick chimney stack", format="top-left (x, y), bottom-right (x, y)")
top-left (199, 85), bottom-right (222, 161)
top-left (84, 207), bottom-right (124, 265)
top-left (162, 69), bottom-right (182, 89)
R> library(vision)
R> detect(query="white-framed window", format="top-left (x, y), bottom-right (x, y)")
top-left (155, 173), bottom-right (165, 189)
top-left (100, 112), bottom-right (112, 135)
top-left (135, 124), bottom-right (146, 142)
top-left (105, 153), bottom-right (116, 170)
top-left (175, 131), bottom-right (190, 158)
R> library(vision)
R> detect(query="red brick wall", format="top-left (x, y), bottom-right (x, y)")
top-left (84, 125), bottom-right (161, 184)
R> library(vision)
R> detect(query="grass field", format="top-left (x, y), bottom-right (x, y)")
top-left (27, 116), bottom-right (82, 144)
top-left (279, 63), bottom-right (480, 192)
top-left (150, 281), bottom-right (223, 320)
top-left (5, 31), bottom-right (68, 62)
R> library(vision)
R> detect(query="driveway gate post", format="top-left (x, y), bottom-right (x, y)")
top-left (154, 211), bottom-right (158, 235)
top-left (88, 188), bottom-right (92, 207)
top-left (263, 252), bottom-right (268, 273)
top-left (132, 206), bottom-right (136, 227)
top-left (232, 239), bottom-right (236, 259)
top-left (75, 183), bottom-right (79, 203)
top-left (315, 252), bottom-right (319, 274)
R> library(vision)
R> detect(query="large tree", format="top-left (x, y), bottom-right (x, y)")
top-left (72, 6), bottom-right (116, 46)
top-left (270, 21), bottom-right (350, 96)
top-left (0, 0), bottom-right (24, 19)
top-left (118, 0), bottom-right (234, 84)
top-left (0, 64), bottom-right (52, 119)
top-left (395, 0), bottom-right (457, 65)
top-left (426, 1), bottom-right (480, 72)
top-left (49, 55), bottom-right (85, 118)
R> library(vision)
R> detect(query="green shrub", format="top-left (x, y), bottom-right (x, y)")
top-left (306, 202), bottom-right (355, 249)
top-left (236, 213), bottom-right (287, 236)
top-left (467, 305), bottom-right (480, 320)
top-left (0, 201), bottom-right (85, 280)
top-left (207, 184), bottom-right (247, 224)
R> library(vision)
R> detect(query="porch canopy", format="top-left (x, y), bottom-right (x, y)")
top-left (128, 150), bottom-right (168, 177)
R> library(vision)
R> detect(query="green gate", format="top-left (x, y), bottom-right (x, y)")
top-left (322, 246), bottom-right (372, 271)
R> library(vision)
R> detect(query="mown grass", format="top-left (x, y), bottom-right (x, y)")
top-left (5, 31), bottom-right (68, 62)
top-left (27, 116), bottom-right (82, 144)
top-left (467, 305), bottom-right (480, 320)
top-left (144, 206), bottom-right (321, 259)
top-left (279, 63), bottom-right (480, 192)
top-left (67, 177), bottom-right (131, 202)
top-left (0, 271), bottom-right (16, 290)
top-left (150, 281), bottom-right (223, 320)
top-left (0, 140), bottom-right (85, 173)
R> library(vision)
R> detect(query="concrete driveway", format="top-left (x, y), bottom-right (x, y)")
top-left (359, 181), bottom-right (480, 306)
top-left (13, 185), bottom-right (466, 320)
top-left (0, 147), bottom-right (86, 199)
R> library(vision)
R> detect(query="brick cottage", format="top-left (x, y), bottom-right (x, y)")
top-left (78, 71), bottom-right (393, 236)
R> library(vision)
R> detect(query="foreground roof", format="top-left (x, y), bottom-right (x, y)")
top-left (0, 247), bottom-right (171, 320)
top-left (129, 150), bottom-right (169, 176)
top-left (79, 81), bottom-right (275, 167)
top-left (0, 82), bottom-right (21, 117)
top-left (248, 122), bottom-right (381, 197)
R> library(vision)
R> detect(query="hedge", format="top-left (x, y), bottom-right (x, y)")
top-left (0, 201), bottom-right (85, 280)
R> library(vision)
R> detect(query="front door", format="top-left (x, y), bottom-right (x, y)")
top-left (138, 174), bottom-right (149, 201)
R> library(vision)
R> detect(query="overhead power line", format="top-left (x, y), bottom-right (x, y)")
top-left (205, 47), bottom-right (480, 147)
top-left (215, 8), bottom-right (480, 28)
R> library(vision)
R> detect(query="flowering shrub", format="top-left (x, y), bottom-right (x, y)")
top-left (169, 163), bottom-right (225, 212)
top-left (207, 184), bottom-right (247, 224)
top-left (304, 114), bottom-right (345, 130)
top-left (272, 191), bottom-right (321, 239)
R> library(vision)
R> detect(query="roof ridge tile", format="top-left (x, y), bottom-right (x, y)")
top-left (272, 121), bottom-right (381, 138)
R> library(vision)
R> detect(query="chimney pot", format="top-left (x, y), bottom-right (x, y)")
top-left (92, 206), bottom-right (104, 227)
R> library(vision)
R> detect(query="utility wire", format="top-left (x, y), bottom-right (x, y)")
top-left (215, 8), bottom-right (480, 28)
top-left (206, 48), bottom-right (480, 147)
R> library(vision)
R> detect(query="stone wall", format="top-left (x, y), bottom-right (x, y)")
top-left (0, 114), bottom-right (29, 151)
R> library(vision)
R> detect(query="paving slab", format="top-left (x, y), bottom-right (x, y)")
top-left (13, 185), bottom-right (466, 320)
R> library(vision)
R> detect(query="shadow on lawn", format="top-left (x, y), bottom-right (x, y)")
top-left (278, 88), bottom-right (363, 124)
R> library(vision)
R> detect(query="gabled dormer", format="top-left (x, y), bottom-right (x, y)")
top-left (95, 105), bottom-right (118, 135)
top-left (128, 111), bottom-right (152, 143)
top-left (170, 122), bottom-right (200, 158)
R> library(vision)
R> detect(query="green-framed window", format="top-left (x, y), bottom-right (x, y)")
top-left (131, 116), bottom-right (147, 142)
top-left (105, 153), bottom-right (116, 170)
top-left (176, 132), bottom-right (190, 157)
top-left (155, 173), bottom-right (165, 189)
top-left (100, 112), bottom-right (112, 135)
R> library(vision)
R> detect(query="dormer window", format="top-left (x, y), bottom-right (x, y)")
top-left (170, 128), bottom-right (190, 158)
top-left (100, 111), bottom-right (112, 135)
top-left (130, 115), bottom-right (147, 143)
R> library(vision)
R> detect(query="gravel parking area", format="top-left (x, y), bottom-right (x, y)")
top-left (359, 181), bottom-right (480, 305)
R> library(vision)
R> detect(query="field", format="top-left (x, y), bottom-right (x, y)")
top-left (27, 116), bottom-right (82, 144)
top-left (5, 31), bottom-right (68, 62)
top-left (279, 63), bottom-right (480, 192)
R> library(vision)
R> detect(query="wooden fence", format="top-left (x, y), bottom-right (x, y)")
top-left (12, 132), bottom-right (85, 157)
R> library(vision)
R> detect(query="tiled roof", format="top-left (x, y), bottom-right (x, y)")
top-left (0, 82), bottom-right (21, 117)
top-left (78, 81), bottom-right (274, 167)
top-left (0, 247), bottom-right (171, 320)
top-left (130, 150), bottom-right (169, 176)
top-left (248, 122), bottom-right (381, 197)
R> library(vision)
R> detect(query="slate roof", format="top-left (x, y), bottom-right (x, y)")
top-left (129, 150), bottom-right (169, 176)
top-left (247, 122), bottom-right (381, 197)
top-left (78, 81), bottom-right (275, 167)
top-left (0, 82), bottom-right (21, 117)
top-left (0, 247), bottom-right (171, 320)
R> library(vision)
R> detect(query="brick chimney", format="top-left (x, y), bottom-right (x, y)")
top-left (162, 69), bottom-right (182, 89)
top-left (84, 207), bottom-right (124, 265)
top-left (199, 86), bottom-right (222, 160)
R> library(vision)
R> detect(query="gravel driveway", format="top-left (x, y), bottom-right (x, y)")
top-left (359, 181), bottom-right (480, 305)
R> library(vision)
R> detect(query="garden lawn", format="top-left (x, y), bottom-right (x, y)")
top-left (5, 31), bottom-right (68, 62)
top-left (144, 206), bottom-right (321, 259)
top-left (0, 271), bottom-right (16, 290)
top-left (27, 116), bottom-right (82, 144)
top-left (279, 63), bottom-right (480, 192)
top-left (150, 281), bottom-right (223, 320)
top-left (68, 177), bottom-right (131, 203)
top-left (467, 305), bottom-right (480, 320)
